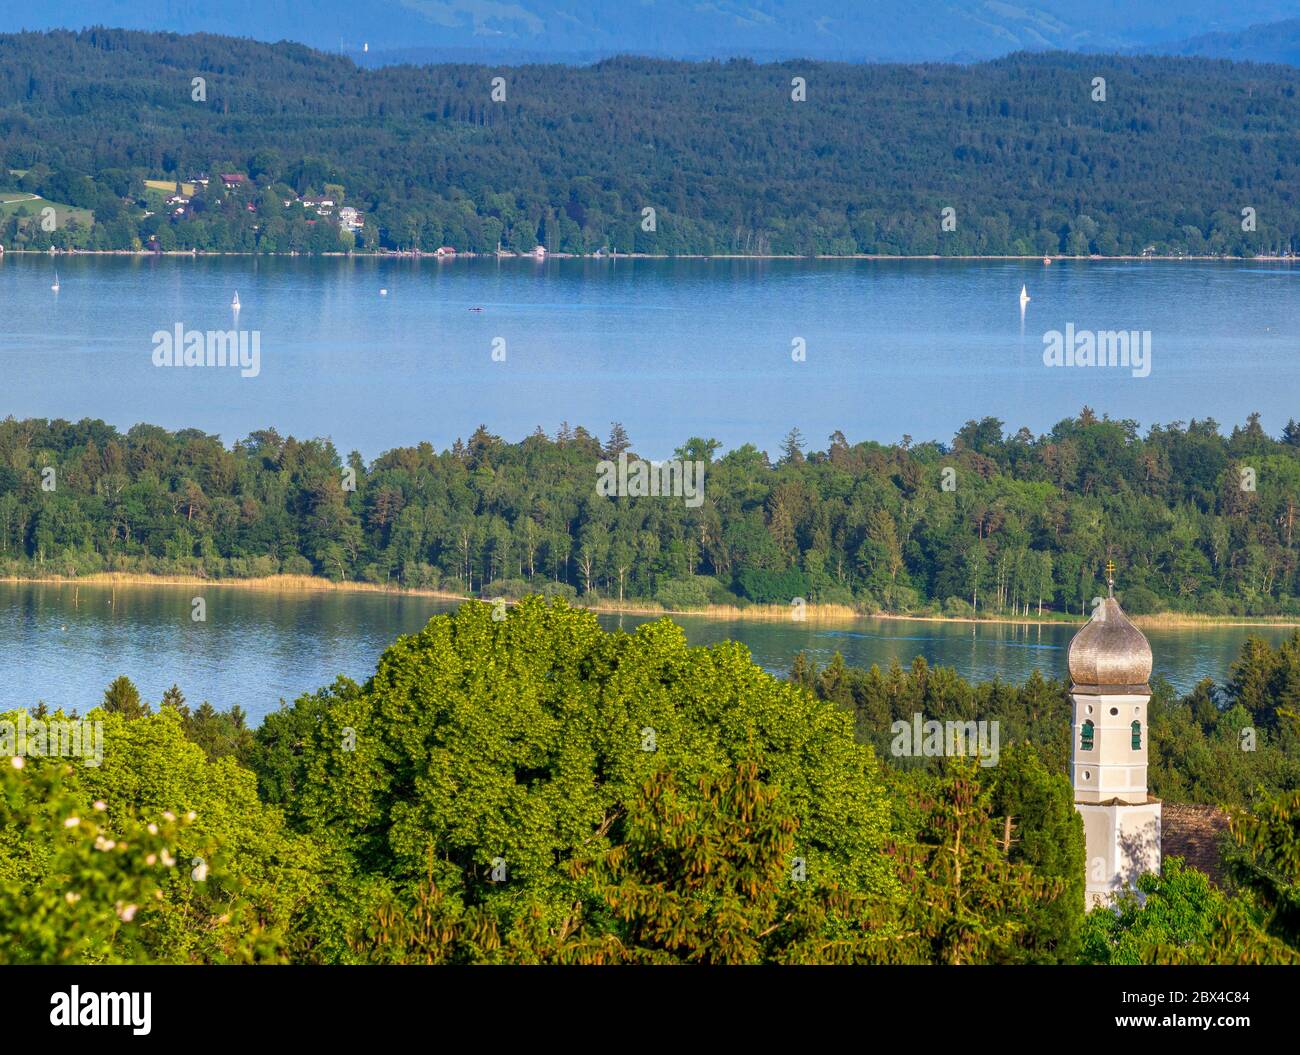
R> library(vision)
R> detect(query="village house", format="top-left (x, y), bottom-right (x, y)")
top-left (338, 206), bottom-right (363, 231)
top-left (220, 173), bottom-right (248, 190)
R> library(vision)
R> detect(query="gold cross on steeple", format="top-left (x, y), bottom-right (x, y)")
top-left (1105, 560), bottom-right (1115, 596)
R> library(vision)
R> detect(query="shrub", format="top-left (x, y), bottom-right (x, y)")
top-left (484, 579), bottom-right (531, 599)
top-left (280, 554), bottom-right (313, 576)
top-left (538, 581), bottom-right (577, 601)
top-left (814, 584), bottom-right (856, 607)
top-left (655, 577), bottom-right (711, 610)
top-left (735, 567), bottom-right (809, 605)
top-left (944, 596), bottom-right (974, 618)
top-left (1120, 585), bottom-right (1161, 615)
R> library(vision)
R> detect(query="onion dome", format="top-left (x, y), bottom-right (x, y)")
top-left (1067, 591), bottom-right (1152, 691)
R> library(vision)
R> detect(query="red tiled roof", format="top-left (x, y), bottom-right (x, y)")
top-left (1162, 803), bottom-right (1231, 885)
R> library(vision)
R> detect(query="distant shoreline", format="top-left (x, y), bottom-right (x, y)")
top-left (1, 249), bottom-right (1296, 263)
top-left (6, 572), bottom-right (1298, 630)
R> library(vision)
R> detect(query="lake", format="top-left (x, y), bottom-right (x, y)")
top-left (3, 255), bottom-right (1297, 719)
top-left (2, 255), bottom-right (1297, 460)
top-left (0, 581), bottom-right (1291, 722)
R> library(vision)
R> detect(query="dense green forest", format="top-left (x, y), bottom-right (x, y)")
top-left (4, 409), bottom-right (1300, 617)
top-left (4, 599), bottom-right (1299, 964)
top-left (2, 29), bottom-right (1299, 256)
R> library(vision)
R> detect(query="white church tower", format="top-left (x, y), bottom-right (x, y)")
top-left (1067, 567), bottom-right (1161, 908)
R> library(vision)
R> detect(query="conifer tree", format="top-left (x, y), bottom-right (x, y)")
top-left (102, 676), bottom-right (147, 720)
top-left (891, 763), bottom-right (1059, 965)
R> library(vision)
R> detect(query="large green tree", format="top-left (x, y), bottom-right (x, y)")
top-left (255, 597), bottom-right (897, 954)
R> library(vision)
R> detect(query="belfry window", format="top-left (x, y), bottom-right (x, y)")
top-left (1131, 721), bottom-right (1142, 750)
top-left (1081, 720), bottom-right (1095, 751)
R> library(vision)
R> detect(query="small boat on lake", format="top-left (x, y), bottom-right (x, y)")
top-left (51, 271), bottom-right (60, 292)
top-left (231, 291), bottom-right (241, 310)
top-left (1019, 284), bottom-right (1030, 309)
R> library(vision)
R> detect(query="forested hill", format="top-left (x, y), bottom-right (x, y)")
top-left (3, 410), bottom-right (1300, 618)
top-left (2, 29), bottom-right (1299, 256)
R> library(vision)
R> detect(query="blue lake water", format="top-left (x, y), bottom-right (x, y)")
top-left (0, 582), bottom-right (1291, 722)
top-left (1, 255), bottom-right (1296, 459)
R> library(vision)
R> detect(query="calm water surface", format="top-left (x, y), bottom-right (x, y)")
top-left (1, 255), bottom-right (1296, 458)
top-left (1, 583), bottom-right (1291, 723)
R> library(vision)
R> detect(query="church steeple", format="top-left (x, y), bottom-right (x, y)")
top-left (1068, 566), bottom-right (1162, 907)
top-left (1067, 590), bottom-right (1153, 694)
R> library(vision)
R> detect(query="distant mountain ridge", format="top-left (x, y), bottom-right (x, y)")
top-left (1155, 18), bottom-right (1300, 65)
top-left (1, 1), bottom-right (1299, 63)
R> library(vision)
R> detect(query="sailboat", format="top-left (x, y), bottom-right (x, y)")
top-left (51, 271), bottom-right (60, 293)
top-left (1019, 284), bottom-right (1030, 309)
top-left (231, 291), bottom-right (240, 311)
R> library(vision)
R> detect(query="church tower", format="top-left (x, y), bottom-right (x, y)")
top-left (1067, 568), bottom-right (1161, 908)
